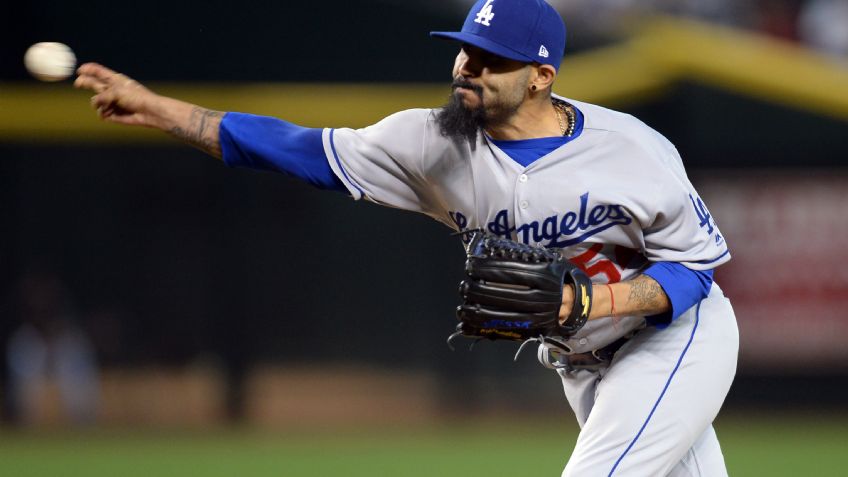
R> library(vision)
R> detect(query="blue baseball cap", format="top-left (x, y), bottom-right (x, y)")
top-left (430, 0), bottom-right (567, 71)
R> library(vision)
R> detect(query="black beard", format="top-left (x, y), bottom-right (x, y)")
top-left (435, 81), bottom-right (487, 145)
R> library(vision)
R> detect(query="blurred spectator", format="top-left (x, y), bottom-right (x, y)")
top-left (5, 268), bottom-right (99, 426)
top-left (755, 0), bottom-right (802, 41)
top-left (437, 0), bottom-right (847, 56)
top-left (799, 0), bottom-right (848, 56)
top-left (661, 0), bottom-right (758, 27)
top-left (550, 0), bottom-right (669, 48)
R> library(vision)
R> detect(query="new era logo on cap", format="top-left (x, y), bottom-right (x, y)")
top-left (538, 45), bottom-right (549, 58)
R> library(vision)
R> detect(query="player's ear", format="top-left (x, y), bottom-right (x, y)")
top-left (529, 64), bottom-right (556, 93)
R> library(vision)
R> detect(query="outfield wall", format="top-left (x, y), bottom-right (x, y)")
top-left (3, 18), bottom-right (848, 423)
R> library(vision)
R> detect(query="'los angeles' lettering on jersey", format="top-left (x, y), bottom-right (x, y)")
top-left (450, 192), bottom-right (633, 247)
top-left (323, 95), bottom-right (731, 355)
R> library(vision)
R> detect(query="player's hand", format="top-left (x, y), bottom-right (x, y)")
top-left (75, 63), bottom-right (223, 158)
top-left (561, 283), bottom-right (611, 323)
top-left (559, 284), bottom-right (573, 324)
top-left (74, 63), bottom-right (161, 128)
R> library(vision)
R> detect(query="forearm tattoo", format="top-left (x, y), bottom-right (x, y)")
top-left (626, 274), bottom-right (670, 315)
top-left (169, 107), bottom-right (223, 158)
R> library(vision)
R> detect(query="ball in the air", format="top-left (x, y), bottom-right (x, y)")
top-left (24, 42), bottom-right (77, 82)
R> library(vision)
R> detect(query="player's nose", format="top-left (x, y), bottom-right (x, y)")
top-left (457, 55), bottom-right (481, 78)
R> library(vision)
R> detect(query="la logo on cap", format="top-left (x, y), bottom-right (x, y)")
top-left (475, 0), bottom-right (496, 26)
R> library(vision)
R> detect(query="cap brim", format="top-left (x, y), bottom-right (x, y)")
top-left (429, 31), bottom-right (534, 64)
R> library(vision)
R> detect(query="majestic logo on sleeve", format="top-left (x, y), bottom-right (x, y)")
top-left (450, 192), bottom-right (632, 248)
top-left (474, 0), bottom-right (496, 26)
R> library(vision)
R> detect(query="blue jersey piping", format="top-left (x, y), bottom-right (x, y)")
top-left (329, 128), bottom-right (364, 197)
top-left (696, 249), bottom-right (730, 265)
top-left (607, 301), bottom-right (702, 476)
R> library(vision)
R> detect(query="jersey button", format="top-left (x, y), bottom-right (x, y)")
top-left (519, 174), bottom-right (528, 183)
top-left (519, 200), bottom-right (529, 209)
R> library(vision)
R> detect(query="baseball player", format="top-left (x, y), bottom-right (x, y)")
top-left (74, 0), bottom-right (739, 475)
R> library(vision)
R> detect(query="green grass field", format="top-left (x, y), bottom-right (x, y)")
top-left (1, 414), bottom-right (845, 476)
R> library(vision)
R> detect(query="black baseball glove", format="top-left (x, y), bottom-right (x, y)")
top-left (448, 232), bottom-right (593, 349)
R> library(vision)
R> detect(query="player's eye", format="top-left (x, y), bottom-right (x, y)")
top-left (484, 54), bottom-right (505, 67)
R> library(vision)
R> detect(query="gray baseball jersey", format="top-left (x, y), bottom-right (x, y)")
top-left (323, 95), bottom-right (730, 353)
top-left (321, 95), bottom-right (738, 476)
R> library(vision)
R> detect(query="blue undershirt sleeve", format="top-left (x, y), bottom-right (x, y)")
top-left (642, 261), bottom-right (714, 328)
top-left (219, 112), bottom-right (347, 193)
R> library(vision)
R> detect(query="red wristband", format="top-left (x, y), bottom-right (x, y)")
top-left (605, 283), bottom-right (616, 317)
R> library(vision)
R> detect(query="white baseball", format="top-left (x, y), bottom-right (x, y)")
top-left (24, 42), bottom-right (77, 82)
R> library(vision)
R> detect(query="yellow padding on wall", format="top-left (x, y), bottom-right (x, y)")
top-left (0, 84), bottom-right (452, 143)
top-left (635, 17), bottom-right (848, 119)
top-left (1, 16), bottom-right (846, 143)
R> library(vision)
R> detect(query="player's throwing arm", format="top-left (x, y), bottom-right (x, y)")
top-left (74, 63), bottom-right (224, 158)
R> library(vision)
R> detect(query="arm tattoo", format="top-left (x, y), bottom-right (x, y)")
top-left (626, 274), bottom-right (670, 315)
top-left (169, 107), bottom-right (223, 158)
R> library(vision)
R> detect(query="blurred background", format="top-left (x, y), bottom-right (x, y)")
top-left (1, 0), bottom-right (847, 476)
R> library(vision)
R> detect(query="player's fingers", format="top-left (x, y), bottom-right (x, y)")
top-left (76, 63), bottom-right (109, 79)
top-left (76, 62), bottom-right (125, 84)
top-left (90, 90), bottom-right (118, 112)
top-left (107, 114), bottom-right (144, 127)
top-left (73, 75), bottom-right (108, 93)
top-left (76, 62), bottom-right (117, 79)
top-left (98, 105), bottom-right (114, 119)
